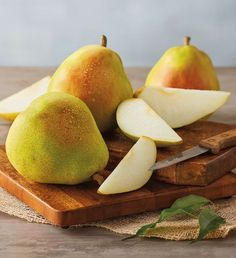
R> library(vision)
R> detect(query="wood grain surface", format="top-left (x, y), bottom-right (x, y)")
top-left (0, 120), bottom-right (236, 226)
top-left (0, 67), bottom-right (236, 257)
top-left (105, 121), bottom-right (236, 186)
top-left (200, 128), bottom-right (236, 154)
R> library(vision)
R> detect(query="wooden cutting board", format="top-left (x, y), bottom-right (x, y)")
top-left (105, 121), bottom-right (236, 185)
top-left (0, 121), bottom-right (236, 226)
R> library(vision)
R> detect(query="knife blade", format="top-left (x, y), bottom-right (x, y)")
top-left (151, 145), bottom-right (208, 170)
top-left (151, 128), bottom-right (236, 171)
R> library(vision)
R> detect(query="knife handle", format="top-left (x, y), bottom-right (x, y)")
top-left (200, 128), bottom-right (236, 154)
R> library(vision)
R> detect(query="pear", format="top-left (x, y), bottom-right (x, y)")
top-left (0, 76), bottom-right (50, 121)
top-left (6, 92), bottom-right (109, 185)
top-left (48, 35), bottom-right (133, 132)
top-left (116, 98), bottom-right (182, 146)
top-left (145, 37), bottom-right (220, 90)
top-left (137, 87), bottom-right (230, 128)
top-left (98, 136), bottom-right (156, 195)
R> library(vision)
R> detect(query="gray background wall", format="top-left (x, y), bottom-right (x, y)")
top-left (0, 0), bottom-right (235, 67)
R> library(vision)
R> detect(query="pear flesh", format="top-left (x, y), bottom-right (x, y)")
top-left (6, 92), bottom-right (109, 185)
top-left (98, 136), bottom-right (156, 195)
top-left (137, 87), bottom-right (230, 128)
top-left (116, 98), bottom-right (182, 146)
top-left (0, 76), bottom-right (50, 121)
top-left (48, 36), bottom-right (133, 132)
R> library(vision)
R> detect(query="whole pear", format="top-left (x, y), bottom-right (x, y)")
top-left (6, 92), bottom-right (109, 185)
top-left (48, 35), bottom-right (133, 132)
top-left (145, 37), bottom-right (220, 90)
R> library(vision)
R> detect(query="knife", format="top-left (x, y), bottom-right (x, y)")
top-left (151, 128), bottom-right (236, 171)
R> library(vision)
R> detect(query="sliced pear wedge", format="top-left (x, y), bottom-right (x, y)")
top-left (137, 87), bottom-right (230, 128)
top-left (97, 136), bottom-right (156, 195)
top-left (116, 98), bottom-right (182, 146)
top-left (0, 76), bottom-right (50, 121)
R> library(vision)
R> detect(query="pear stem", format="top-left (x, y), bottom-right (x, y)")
top-left (184, 36), bottom-right (191, 45)
top-left (92, 173), bottom-right (105, 185)
top-left (101, 35), bottom-right (107, 47)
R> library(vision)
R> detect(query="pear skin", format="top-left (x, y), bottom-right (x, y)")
top-left (6, 92), bottom-right (109, 185)
top-left (48, 35), bottom-right (133, 132)
top-left (145, 37), bottom-right (220, 90)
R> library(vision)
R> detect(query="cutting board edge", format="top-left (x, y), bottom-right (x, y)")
top-left (0, 167), bottom-right (61, 220)
top-left (55, 173), bottom-right (236, 226)
top-left (2, 171), bottom-right (236, 226)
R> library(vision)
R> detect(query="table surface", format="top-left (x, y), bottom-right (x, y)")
top-left (0, 67), bottom-right (236, 258)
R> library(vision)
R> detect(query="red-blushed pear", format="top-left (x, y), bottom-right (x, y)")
top-left (116, 98), bottom-right (182, 146)
top-left (0, 76), bottom-right (50, 121)
top-left (137, 87), bottom-right (230, 128)
top-left (97, 136), bottom-right (156, 195)
top-left (6, 92), bottom-right (109, 185)
top-left (48, 35), bottom-right (133, 132)
top-left (145, 37), bottom-right (220, 90)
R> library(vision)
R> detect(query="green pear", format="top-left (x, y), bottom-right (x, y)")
top-left (48, 35), bottom-right (133, 132)
top-left (6, 92), bottom-right (109, 185)
top-left (146, 37), bottom-right (220, 90)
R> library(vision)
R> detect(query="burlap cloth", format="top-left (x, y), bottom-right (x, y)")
top-left (1, 187), bottom-right (236, 240)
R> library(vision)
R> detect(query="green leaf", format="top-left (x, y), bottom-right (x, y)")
top-left (158, 204), bottom-right (199, 223)
top-left (158, 195), bottom-right (210, 222)
top-left (171, 195), bottom-right (211, 209)
top-left (122, 223), bottom-right (156, 240)
top-left (135, 222), bottom-right (157, 236)
top-left (193, 208), bottom-right (226, 242)
top-left (124, 195), bottom-right (212, 240)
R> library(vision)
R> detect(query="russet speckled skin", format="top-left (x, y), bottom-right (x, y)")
top-left (5, 92), bottom-right (109, 184)
top-left (48, 45), bottom-right (133, 132)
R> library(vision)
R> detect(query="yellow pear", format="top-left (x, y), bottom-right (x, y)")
top-left (145, 37), bottom-right (220, 90)
top-left (6, 92), bottom-right (109, 185)
top-left (48, 35), bottom-right (133, 132)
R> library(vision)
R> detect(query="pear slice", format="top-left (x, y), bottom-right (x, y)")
top-left (137, 87), bottom-right (230, 128)
top-left (0, 76), bottom-right (50, 121)
top-left (116, 98), bottom-right (182, 146)
top-left (98, 136), bottom-right (156, 195)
